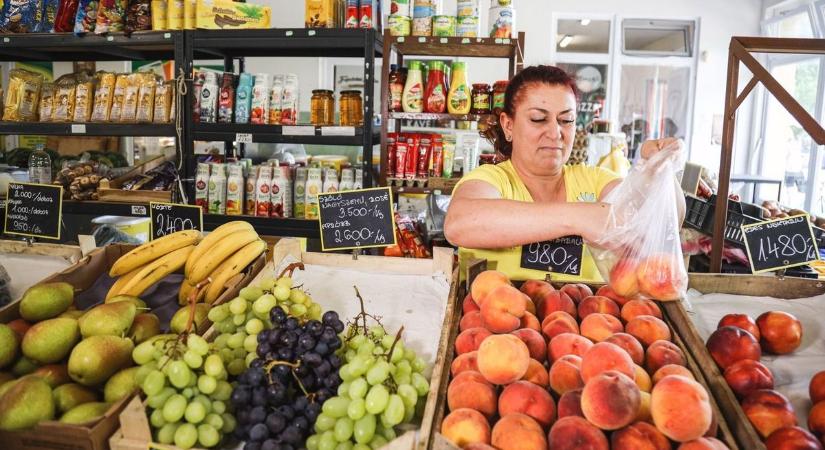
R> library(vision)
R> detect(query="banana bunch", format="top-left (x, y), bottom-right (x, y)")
top-left (598, 147), bottom-right (632, 177)
top-left (106, 230), bottom-right (202, 301)
top-left (179, 221), bottom-right (267, 305)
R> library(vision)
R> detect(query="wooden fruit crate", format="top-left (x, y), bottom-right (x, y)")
top-left (96, 155), bottom-right (174, 203)
top-left (428, 260), bottom-right (741, 450)
top-left (661, 273), bottom-right (825, 450)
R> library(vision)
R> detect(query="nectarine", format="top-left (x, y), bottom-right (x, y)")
top-left (723, 359), bottom-right (774, 398)
top-left (757, 311), bottom-right (803, 355)
top-left (741, 389), bottom-right (797, 439)
top-left (765, 426), bottom-right (823, 450)
top-left (808, 401), bottom-right (825, 439)
top-left (717, 313), bottom-right (760, 341)
top-left (812, 371), bottom-right (825, 405)
top-left (706, 326), bottom-right (761, 370)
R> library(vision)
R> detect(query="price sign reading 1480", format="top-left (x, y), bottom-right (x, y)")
top-left (741, 214), bottom-right (820, 273)
top-left (318, 187), bottom-right (396, 251)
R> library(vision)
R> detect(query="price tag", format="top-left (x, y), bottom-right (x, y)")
top-left (164, 33), bottom-right (171, 38)
top-left (520, 236), bottom-right (584, 276)
top-left (285, 30), bottom-right (294, 36)
top-left (282, 126), bottom-right (316, 136)
top-left (2, 38), bottom-right (9, 43)
top-left (440, 38), bottom-right (448, 43)
top-left (317, 187), bottom-right (396, 251)
top-left (495, 38), bottom-right (503, 44)
top-left (320, 126), bottom-right (356, 136)
top-left (397, 37), bottom-right (405, 43)
top-left (131, 205), bottom-right (147, 216)
top-left (418, 37), bottom-right (427, 43)
top-left (308, 30), bottom-right (316, 36)
top-left (461, 38), bottom-right (470, 43)
top-left (71, 124), bottom-right (86, 134)
top-left (741, 214), bottom-right (819, 273)
top-left (107, 36), bottom-right (114, 41)
top-left (235, 133), bottom-right (253, 143)
top-left (3, 182), bottom-right (63, 240)
top-left (149, 201), bottom-right (203, 240)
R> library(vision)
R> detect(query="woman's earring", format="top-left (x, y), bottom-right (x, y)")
top-left (505, 134), bottom-right (512, 142)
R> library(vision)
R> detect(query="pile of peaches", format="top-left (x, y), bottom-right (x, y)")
top-left (441, 270), bottom-right (725, 450)
top-left (706, 311), bottom-right (824, 449)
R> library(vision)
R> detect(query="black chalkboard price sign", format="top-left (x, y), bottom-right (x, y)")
top-left (4, 182), bottom-right (63, 240)
top-left (520, 236), bottom-right (584, 276)
top-left (149, 201), bottom-right (203, 240)
top-left (318, 187), bottom-right (397, 251)
top-left (741, 214), bottom-right (820, 273)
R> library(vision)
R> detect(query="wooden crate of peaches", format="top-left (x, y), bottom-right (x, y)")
top-left (430, 269), bottom-right (739, 450)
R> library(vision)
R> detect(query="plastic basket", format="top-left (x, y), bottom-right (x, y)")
top-left (684, 194), bottom-right (762, 249)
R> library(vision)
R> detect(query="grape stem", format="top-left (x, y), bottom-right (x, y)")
top-left (184, 278), bottom-right (212, 336)
top-left (385, 326), bottom-right (404, 363)
top-left (263, 359), bottom-right (313, 400)
top-left (278, 262), bottom-right (305, 279)
top-left (350, 286), bottom-right (384, 339)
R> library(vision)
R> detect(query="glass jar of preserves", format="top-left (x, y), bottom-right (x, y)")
top-left (310, 89), bottom-right (335, 125)
top-left (492, 80), bottom-right (508, 115)
top-left (340, 90), bottom-right (364, 126)
top-left (471, 83), bottom-right (491, 114)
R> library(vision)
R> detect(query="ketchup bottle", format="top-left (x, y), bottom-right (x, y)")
top-left (424, 60), bottom-right (448, 113)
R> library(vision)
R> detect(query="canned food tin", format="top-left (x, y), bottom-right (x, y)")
top-left (456, 0), bottom-right (478, 17)
top-left (388, 14), bottom-right (411, 36)
top-left (456, 15), bottom-right (478, 37)
top-left (413, 0), bottom-right (437, 18)
top-left (432, 15), bottom-right (456, 36)
top-left (412, 16), bottom-right (432, 36)
top-left (391, 0), bottom-right (411, 17)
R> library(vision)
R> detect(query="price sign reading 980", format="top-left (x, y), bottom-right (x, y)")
top-left (520, 236), bottom-right (584, 276)
top-left (741, 214), bottom-right (820, 273)
top-left (318, 187), bottom-right (397, 251)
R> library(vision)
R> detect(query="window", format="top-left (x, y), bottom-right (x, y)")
top-left (622, 19), bottom-right (695, 57)
top-left (556, 19), bottom-right (611, 54)
top-left (557, 63), bottom-right (608, 128)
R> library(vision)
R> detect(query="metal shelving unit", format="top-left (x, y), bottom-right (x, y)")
top-left (0, 122), bottom-right (176, 136)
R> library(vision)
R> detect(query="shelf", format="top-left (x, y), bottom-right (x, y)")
top-left (390, 35), bottom-right (518, 58)
top-left (0, 31), bottom-right (181, 62)
top-left (392, 185), bottom-right (453, 195)
top-left (191, 28), bottom-right (383, 59)
top-left (191, 123), bottom-right (380, 145)
top-left (203, 214), bottom-right (320, 238)
top-left (388, 112), bottom-right (494, 122)
top-left (0, 122), bottom-right (177, 136)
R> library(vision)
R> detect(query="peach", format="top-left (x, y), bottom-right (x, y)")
top-left (490, 413), bottom-right (546, 450)
top-left (610, 258), bottom-right (640, 297)
top-left (717, 313), bottom-right (760, 340)
top-left (635, 365), bottom-right (652, 392)
top-left (541, 311), bottom-right (579, 340)
top-left (535, 290), bottom-right (576, 321)
top-left (637, 254), bottom-right (686, 301)
top-left (757, 311), bottom-right (803, 355)
top-left (651, 375), bottom-right (713, 442)
top-left (480, 285), bottom-right (527, 333)
top-left (605, 332), bottom-right (645, 365)
top-left (521, 358), bottom-right (549, 387)
top-left (548, 333), bottom-right (593, 363)
top-left (581, 370), bottom-right (641, 430)
top-left (471, 270), bottom-right (510, 306)
top-left (581, 341), bottom-right (635, 383)
top-left (456, 327), bottom-right (492, 355)
top-left (451, 351), bottom-right (479, 377)
top-left (520, 312), bottom-right (541, 331)
top-left (464, 444), bottom-right (496, 450)
top-left (560, 283), bottom-right (593, 304)
top-left (447, 371), bottom-right (498, 418)
top-left (706, 326), bottom-right (761, 370)
top-left (557, 389), bottom-right (584, 419)
top-left (611, 421), bottom-right (669, 450)
top-left (765, 426), bottom-right (823, 450)
top-left (741, 389), bottom-right (797, 439)
top-left (578, 296), bottom-right (620, 320)
top-left (677, 437), bottom-right (730, 450)
top-left (637, 391), bottom-right (652, 422)
top-left (580, 313), bottom-right (623, 342)
top-left (547, 416), bottom-right (609, 450)
top-left (441, 408), bottom-right (491, 447)
top-left (723, 359), bottom-right (774, 398)
top-left (549, 355), bottom-right (584, 395)
top-left (807, 401), bottom-right (825, 438)
top-left (499, 380), bottom-right (556, 428)
top-left (645, 340), bottom-right (686, 374)
top-left (519, 279), bottom-right (554, 304)
top-left (463, 293), bottom-right (480, 314)
top-left (460, 311), bottom-right (484, 331)
top-left (811, 371), bottom-right (825, 405)
top-left (653, 364), bottom-right (694, 385)
top-left (511, 328), bottom-right (547, 362)
top-left (625, 315), bottom-right (671, 347)
top-left (597, 285), bottom-right (634, 307)
top-left (621, 299), bottom-right (663, 323)
top-left (477, 334), bottom-right (530, 385)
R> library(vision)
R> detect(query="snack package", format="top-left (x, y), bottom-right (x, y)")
top-left (119, 73), bottom-right (140, 122)
top-left (150, 0), bottom-right (165, 29)
top-left (3, 69), bottom-right (43, 122)
top-left (38, 82), bottom-right (55, 123)
top-left (108, 73), bottom-right (129, 122)
top-left (94, 0), bottom-right (126, 33)
top-left (90, 71), bottom-right (116, 122)
top-left (165, 0), bottom-right (180, 29)
top-left (35, 0), bottom-right (59, 31)
top-left (54, 0), bottom-right (79, 31)
top-left (52, 74), bottom-right (78, 122)
top-left (135, 73), bottom-right (157, 122)
top-left (72, 73), bottom-right (95, 122)
top-left (153, 80), bottom-right (173, 123)
top-left (0, 0), bottom-right (40, 33)
top-left (73, 0), bottom-right (98, 34)
top-left (124, 0), bottom-right (150, 34)
top-left (589, 144), bottom-right (688, 302)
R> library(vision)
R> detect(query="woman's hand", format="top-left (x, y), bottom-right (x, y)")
top-left (640, 137), bottom-right (682, 160)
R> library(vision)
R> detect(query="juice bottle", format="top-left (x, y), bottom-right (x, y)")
top-left (225, 164), bottom-right (244, 215)
top-left (270, 164), bottom-right (286, 218)
top-left (447, 61), bottom-right (471, 114)
top-left (194, 163), bottom-right (210, 211)
top-left (339, 168), bottom-right (354, 191)
top-left (401, 61), bottom-right (424, 113)
top-left (424, 61), bottom-right (447, 113)
top-left (304, 168), bottom-right (323, 219)
top-left (322, 168), bottom-right (339, 193)
top-left (281, 166), bottom-right (293, 218)
top-left (199, 71), bottom-right (218, 123)
top-left (245, 165), bottom-right (258, 215)
top-left (353, 168), bottom-right (363, 190)
top-left (250, 73), bottom-right (271, 124)
top-left (235, 73), bottom-right (254, 124)
top-left (268, 75), bottom-right (284, 125)
top-left (281, 74), bottom-right (300, 125)
top-left (217, 72), bottom-right (235, 123)
top-left (207, 163), bottom-right (226, 214)
top-left (293, 167), bottom-right (307, 219)
top-left (254, 165), bottom-right (273, 217)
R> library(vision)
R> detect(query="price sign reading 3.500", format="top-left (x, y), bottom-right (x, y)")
top-left (318, 187), bottom-right (396, 251)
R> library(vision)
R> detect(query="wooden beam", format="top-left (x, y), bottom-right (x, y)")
top-left (731, 76), bottom-right (760, 115)
top-left (735, 36), bottom-right (825, 54)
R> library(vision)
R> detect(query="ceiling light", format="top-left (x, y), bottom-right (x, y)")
top-left (559, 35), bottom-right (573, 48)
top-left (580, 19), bottom-right (591, 26)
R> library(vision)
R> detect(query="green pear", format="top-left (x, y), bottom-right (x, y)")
top-left (11, 356), bottom-right (40, 376)
top-left (22, 318), bottom-right (80, 364)
top-left (59, 402), bottom-right (110, 424)
top-left (0, 324), bottom-right (18, 369)
top-left (104, 366), bottom-right (139, 403)
top-left (78, 302), bottom-right (136, 338)
top-left (170, 303), bottom-right (209, 334)
top-left (58, 310), bottom-right (85, 320)
top-left (0, 378), bottom-right (17, 398)
top-left (68, 335), bottom-right (134, 386)
top-left (19, 282), bottom-right (74, 322)
top-left (0, 372), bottom-right (14, 386)
top-left (31, 364), bottom-right (70, 388)
top-left (128, 313), bottom-right (160, 344)
top-left (53, 383), bottom-right (99, 413)
top-left (0, 375), bottom-right (55, 430)
top-left (105, 295), bottom-right (147, 309)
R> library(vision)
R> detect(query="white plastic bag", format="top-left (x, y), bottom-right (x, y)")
top-left (589, 143), bottom-right (688, 301)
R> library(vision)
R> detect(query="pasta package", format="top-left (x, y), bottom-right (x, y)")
top-left (109, 73), bottom-right (129, 122)
top-left (153, 80), bottom-right (173, 123)
top-left (38, 82), bottom-right (55, 123)
top-left (94, 0), bottom-right (125, 33)
top-left (73, 0), bottom-right (98, 34)
top-left (165, 0), bottom-right (180, 29)
top-left (124, 0), bottom-right (150, 34)
top-left (52, 74), bottom-right (78, 122)
top-left (91, 71), bottom-right (116, 122)
top-left (54, 0), bottom-right (79, 31)
top-left (3, 69), bottom-right (43, 122)
top-left (35, 0), bottom-right (58, 31)
top-left (135, 72), bottom-right (157, 123)
top-left (0, 0), bottom-right (41, 33)
top-left (119, 73), bottom-right (141, 122)
top-left (150, 0), bottom-right (165, 29)
top-left (73, 73), bottom-right (95, 122)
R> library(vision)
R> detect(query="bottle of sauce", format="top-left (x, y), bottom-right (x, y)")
top-left (388, 65), bottom-right (407, 113)
top-left (492, 80), bottom-right (508, 115)
top-left (424, 60), bottom-right (447, 113)
top-left (401, 61), bottom-right (424, 113)
top-left (447, 62), bottom-right (471, 114)
top-left (471, 83), bottom-right (492, 114)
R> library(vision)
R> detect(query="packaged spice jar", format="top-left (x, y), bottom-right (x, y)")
top-left (424, 60), bottom-right (447, 113)
top-left (492, 79), bottom-right (508, 115)
top-left (340, 90), bottom-right (363, 126)
top-left (310, 89), bottom-right (335, 126)
top-left (471, 83), bottom-right (491, 114)
top-left (388, 65), bottom-right (406, 113)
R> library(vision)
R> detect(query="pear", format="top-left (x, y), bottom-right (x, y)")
top-left (106, 295), bottom-right (147, 309)
top-left (0, 375), bottom-right (55, 430)
top-left (170, 303), bottom-right (210, 334)
top-left (128, 313), bottom-right (161, 344)
top-left (19, 282), bottom-right (74, 322)
top-left (0, 378), bottom-right (17, 398)
top-left (68, 335), bottom-right (134, 386)
top-left (53, 383), bottom-right (99, 413)
top-left (104, 366), bottom-right (139, 403)
top-left (11, 356), bottom-right (40, 376)
top-left (0, 372), bottom-right (14, 387)
top-left (21, 318), bottom-right (80, 364)
top-left (58, 310), bottom-right (85, 320)
top-left (0, 324), bottom-right (18, 369)
top-left (78, 302), bottom-right (136, 338)
top-left (59, 402), bottom-right (110, 424)
top-left (31, 364), bottom-right (71, 388)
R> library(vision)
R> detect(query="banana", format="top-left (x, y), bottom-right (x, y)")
top-left (204, 240), bottom-right (267, 304)
top-left (184, 221), bottom-right (253, 278)
top-left (187, 229), bottom-right (260, 284)
top-left (178, 280), bottom-right (206, 305)
top-left (109, 230), bottom-right (201, 277)
top-left (119, 245), bottom-right (195, 297)
top-left (106, 266), bottom-right (141, 301)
